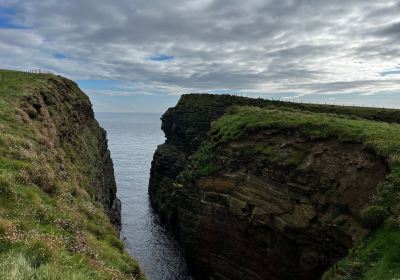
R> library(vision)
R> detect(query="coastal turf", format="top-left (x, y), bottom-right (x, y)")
top-left (0, 70), bottom-right (144, 280)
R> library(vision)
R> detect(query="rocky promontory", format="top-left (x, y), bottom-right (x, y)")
top-left (149, 94), bottom-right (400, 280)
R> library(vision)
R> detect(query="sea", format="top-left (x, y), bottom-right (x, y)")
top-left (96, 112), bottom-right (193, 280)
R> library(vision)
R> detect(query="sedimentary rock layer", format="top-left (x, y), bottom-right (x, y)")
top-left (149, 94), bottom-right (391, 280)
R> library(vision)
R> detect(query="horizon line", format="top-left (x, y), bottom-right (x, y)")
top-left (94, 111), bottom-right (164, 114)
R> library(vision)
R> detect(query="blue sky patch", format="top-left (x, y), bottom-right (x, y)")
top-left (149, 54), bottom-right (174, 61)
top-left (76, 79), bottom-right (180, 112)
top-left (0, 7), bottom-right (25, 29)
top-left (76, 80), bottom-right (122, 91)
top-left (53, 52), bottom-right (67, 60)
top-left (0, 7), bottom-right (17, 17)
top-left (379, 66), bottom-right (400, 76)
top-left (208, 89), bottom-right (239, 94)
top-left (380, 69), bottom-right (400, 76)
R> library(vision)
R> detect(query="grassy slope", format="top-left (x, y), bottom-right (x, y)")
top-left (187, 106), bottom-right (400, 279)
top-left (0, 70), bottom-right (144, 280)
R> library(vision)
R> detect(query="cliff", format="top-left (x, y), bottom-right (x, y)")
top-left (0, 70), bottom-right (144, 279)
top-left (149, 94), bottom-right (400, 280)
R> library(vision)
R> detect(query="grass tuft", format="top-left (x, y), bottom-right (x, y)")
top-left (360, 206), bottom-right (390, 230)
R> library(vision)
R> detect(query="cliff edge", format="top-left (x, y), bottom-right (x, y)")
top-left (0, 70), bottom-right (144, 279)
top-left (149, 94), bottom-right (400, 280)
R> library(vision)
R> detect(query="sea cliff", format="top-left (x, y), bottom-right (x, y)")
top-left (149, 94), bottom-right (400, 280)
top-left (0, 70), bottom-right (144, 279)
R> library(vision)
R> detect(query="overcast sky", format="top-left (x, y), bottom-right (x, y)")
top-left (1, 0), bottom-right (399, 112)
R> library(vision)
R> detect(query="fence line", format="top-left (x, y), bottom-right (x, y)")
top-left (0, 69), bottom-right (54, 78)
top-left (239, 95), bottom-right (399, 110)
top-left (0, 69), bottom-right (55, 85)
top-left (272, 99), bottom-right (399, 110)
top-left (26, 69), bottom-right (53, 74)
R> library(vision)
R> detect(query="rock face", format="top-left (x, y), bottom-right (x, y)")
top-left (149, 94), bottom-right (388, 280)
top-left (149, 94), bottom-right (273, 220)
top-left (20, 76), bottom-right (121, 231)
top-left (176, 133), bottom-right (386, 280)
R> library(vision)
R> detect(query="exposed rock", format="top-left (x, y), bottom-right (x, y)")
top-left (111, 198), bottom-right (122, 234)
top-left (173, 132), bottom-right (386, 280)
top-left (148, 94), bottom-right (390, 280)
top-left (149, 94), bottom-right (276, 220)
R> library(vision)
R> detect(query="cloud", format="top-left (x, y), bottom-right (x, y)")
top-left (373, 22), bottom-right (400, 38)
top-left (0, 0), bottom-right (399, 111)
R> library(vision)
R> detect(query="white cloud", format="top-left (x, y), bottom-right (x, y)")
top-left (0, 0), bottom-right (399, 102)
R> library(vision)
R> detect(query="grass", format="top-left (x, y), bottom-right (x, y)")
top-left (183, 105), bottom-right (400, 280)
top-left (0, 250), bottom-right (103, 280)
top-left (323, 229), bottom-right (400, 280)
top-left (188, 106), bottom-right (400, 179)
top-left (0, 69), bottom-right (145, 279)
top-left (177, 93), bottom-right (400, 126)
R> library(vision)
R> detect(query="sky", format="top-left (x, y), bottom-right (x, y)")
top-left (0, 0), bottom-right (399, 112)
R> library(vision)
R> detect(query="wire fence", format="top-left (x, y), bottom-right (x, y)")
top-left (233, 93), bottom-right (400, 110)
top-left (267, 97), bottom-right (399, 110)
top-left (0, 69), bottom-right (54, 84)
top-left (26, 69), bottom-right (53, 74)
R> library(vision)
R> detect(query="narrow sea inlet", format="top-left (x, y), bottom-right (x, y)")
top-left (96, 112), bottom-right (192, 280)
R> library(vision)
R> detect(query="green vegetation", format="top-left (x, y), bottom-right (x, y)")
top-left (185, 143), bottom-right (221, 179)
top-left (189, 105), bottom-right (400, 176)
top-left (210, 106), bottom-right (400, 156)
top-left (0, 70), bottom-right (144, 279)
top-left (360, 206), bottom-right (390, 230)
top-left (244, 143), bottom-right (309, 166)
top-left (323, 229), bottom-right (400, 280)
top-left (177, 93), bottom-right (400, 125)
top-left (186, 105), bottom-right (400, 280)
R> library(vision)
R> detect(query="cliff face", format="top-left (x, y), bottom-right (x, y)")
top-left (19, 76), bottom-right (121, 229)
top-left (175, 133), bottom-right (386, 280)
top-left (0, 70), bottom-right (143, 279)
top-left (149, 94), bottom-right (399, 280)
top-left (149, 94), bottom-right (282, 219)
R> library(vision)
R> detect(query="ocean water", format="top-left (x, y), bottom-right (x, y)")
top-left (96, 112), bottom-right (193, 280)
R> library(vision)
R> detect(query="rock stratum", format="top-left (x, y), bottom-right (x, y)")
top-left (149, 94), bottom-right (400, 280)
top-left (0, 70), bottom-right (144, 279)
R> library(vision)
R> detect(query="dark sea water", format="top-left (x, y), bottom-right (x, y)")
top-left (96, 112), bottom-right (193, 280)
